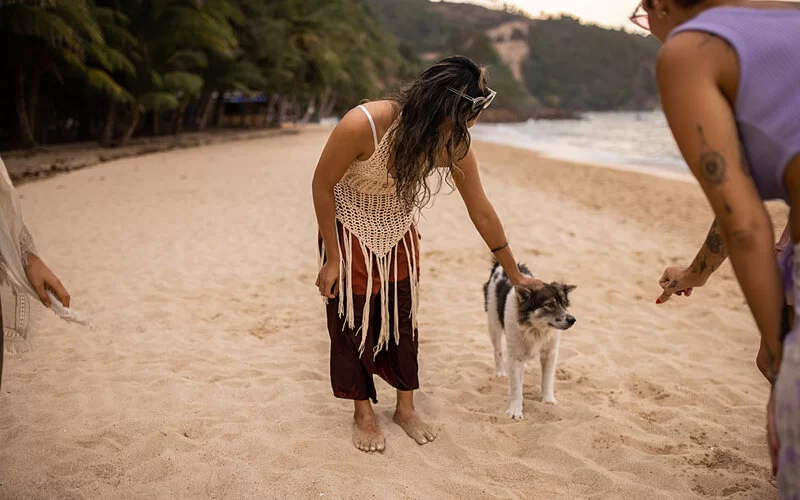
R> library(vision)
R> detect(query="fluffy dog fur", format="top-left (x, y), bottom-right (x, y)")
top-left (484, 261), bottom-right (576, 420)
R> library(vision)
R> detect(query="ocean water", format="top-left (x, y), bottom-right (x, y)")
top-left (470, 111), bottom-right (690, 177)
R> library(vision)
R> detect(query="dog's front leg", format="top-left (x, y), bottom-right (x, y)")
top-left (505, 358), bottom-right (525, 420)
top-left (540, 336), bottom-right (560, 405)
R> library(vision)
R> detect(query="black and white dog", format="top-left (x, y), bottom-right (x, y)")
top-left (483, 261), bottom-right (576, 420)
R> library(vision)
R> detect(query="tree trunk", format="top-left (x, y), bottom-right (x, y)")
top-left (320, 90), bottom-right (338, 119)
top-left (301, 97), bottom-right (316, 124)
top-left (153, 110), bottom-right (160, 136)
top-left (265, 94), bottom-right (278, 127)
top-left (290, 97), bottom-right (299, 126)
top-left (276, 96), bottom-right (289, 128)
top-left (119, 105), bottom-right (142, 147)
top-left (173, 97), bottom-right (189, 135)
top-left (100, 102), bottom-right (117, 147)
top-left (15, 66), bottom-right (36, 148)
top-left (27, 68), bottom-right (42, 143)
top-left (197, 91), bottom-right (214, 131)
top-left (215, 93), bottom-right (226, 128)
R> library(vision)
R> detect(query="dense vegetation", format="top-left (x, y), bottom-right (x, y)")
top-left (522, 16), bottom-right (661, 110)
top-left (367, 0), bottom-right (661, 113)
top-left (0, 0), bottom-right (661, 150)
top-left (0, 0), bottom-right (408, 149)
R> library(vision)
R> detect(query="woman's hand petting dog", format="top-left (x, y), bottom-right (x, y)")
top-left (316, 260), bottom-right (340, 299)
top-left (512, 275), bottom-right (543, 289)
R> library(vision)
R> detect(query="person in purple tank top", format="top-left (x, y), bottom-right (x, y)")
top-left (630, 0), bottom-right (800, 496)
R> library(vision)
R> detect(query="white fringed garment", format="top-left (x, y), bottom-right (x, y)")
top-left (319, 106), bottom-right (419, 358)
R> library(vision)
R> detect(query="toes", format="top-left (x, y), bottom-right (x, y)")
top-left (375, 438), bottom-right (386, 452)
top-left (423, 428), bottom-right (437, 442)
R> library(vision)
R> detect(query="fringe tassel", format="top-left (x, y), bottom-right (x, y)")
top-left (345, 229), bottom-right (355, 330)
top-left (393, 244), bottom-right (399, 346)
top-left (358, 239), bottom-right (373, 357)
top-left (321, 223), bottom-right (420, 358)
top-left (401, 236), bottom-right (416, 334)
top-left (336, 223), bottom-right (344, 318)
top-left (408, 230), bottom-right (419, 332)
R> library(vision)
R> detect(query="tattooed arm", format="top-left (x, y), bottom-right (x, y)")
top-left (657, 32), bottom-right (783, 377)
top-left (657, 219), bottom-right (727, 303)
top-left (659, 218), bottom-right (792, 303)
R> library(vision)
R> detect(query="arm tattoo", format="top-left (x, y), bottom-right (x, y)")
top-left (697, 125), bottom-right (728, 186)
top-left (705, 222), bottom-right (725, 255)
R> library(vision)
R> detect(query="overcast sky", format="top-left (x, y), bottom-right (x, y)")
top-left (435, 0), bottom-right (800, 31)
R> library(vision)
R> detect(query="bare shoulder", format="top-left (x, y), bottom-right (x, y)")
top-left (658, 32), bottom-right (712, 72)
top-left (357, 100), bottom-right (399, 132)
top-left (331, 106), bottom-right (378, 158)
top-left (657, 31), bottom-right (739, 98)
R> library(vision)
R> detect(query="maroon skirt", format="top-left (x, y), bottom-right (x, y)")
top-left (322, 222), bottom-right (420, 403)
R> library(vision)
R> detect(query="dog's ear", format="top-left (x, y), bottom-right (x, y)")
top-left (562, 284), bottom-right (577, 295)
top-left (514, 285), bottom-right (533, 302)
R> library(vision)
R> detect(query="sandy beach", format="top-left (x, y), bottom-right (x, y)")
top-left (0, 127), bottom-right (787, 499)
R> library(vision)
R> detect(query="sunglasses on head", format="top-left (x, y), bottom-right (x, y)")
top-left (447, 87), bottom-right (497, 112)
top-left (630, 1), bottom-right (650, 31)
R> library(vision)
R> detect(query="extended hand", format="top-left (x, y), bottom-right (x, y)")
top-left (24, 254), bottom-right (70, 308)
top-left (656, 266), bottom-right (698, 304)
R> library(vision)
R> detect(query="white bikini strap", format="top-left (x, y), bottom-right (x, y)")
top-left (357, 105), bottom-right (379, 151)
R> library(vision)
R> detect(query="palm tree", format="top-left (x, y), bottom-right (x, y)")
top-left (113, 0), bottom-right (239, 143)
top-left (0, 0), bottom-right (122, 147)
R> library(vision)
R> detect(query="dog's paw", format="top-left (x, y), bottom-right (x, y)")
top-left (494, 368), bottom-right (507, 378)
top-left (506, 404), bottom-right (524, 420)
top-left (541, 395), bottom-right (559, 405)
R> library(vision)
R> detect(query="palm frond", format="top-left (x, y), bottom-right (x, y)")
top-left (100, 23), bottom-right (139, 52)
top-left (163, 71), bottom-right (204, 94)
top-left (92, 6), bottom-right (130, 27)
top-left (85, 68), bottom-right (134, 103)
top-left (52, 0), bottom-right (103, 45)
top-left (167, 50), bottom-right (208, 70)
top-left (8, 5), bottom-right (85, 57)
top-left (138, 91), bottom-right (180, 111)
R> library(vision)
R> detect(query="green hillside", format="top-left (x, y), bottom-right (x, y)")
top-left (366, 0), bottom-right (661, 112)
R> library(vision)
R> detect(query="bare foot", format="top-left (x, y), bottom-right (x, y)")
top-left (353, 410), bottom-right (385, 453)
top-left (394, 410), bottom-right (437, 445)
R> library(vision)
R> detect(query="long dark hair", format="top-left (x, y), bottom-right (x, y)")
top-left (386, 55), bottom-right (491, 211)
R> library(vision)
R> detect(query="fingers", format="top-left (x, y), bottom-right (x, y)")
top-left (327, 277), bottom-right (339, 299)
top-left (655, 289), bottom-right (671, 305)
top-left (33, 281), bottom-right (50, 308)
top-left (767, 394), bottom-right (780, 476)
top-left (317, 276), bottom-right (338, 299)
top-left (659, 270), bottom-right (670, 289)
top-left (48, 278), bottom-right (71, 308)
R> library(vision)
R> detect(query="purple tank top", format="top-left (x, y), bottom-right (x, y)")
top-left (670, 7), bottom-right (800, 202)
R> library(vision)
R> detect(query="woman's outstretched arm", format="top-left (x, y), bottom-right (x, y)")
top-left (657, 219), bottom-right (728, 303)
top-left (658, 31), bottom-right (783, 376)
top-left (454, 148), bottom-right (541, 287)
